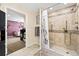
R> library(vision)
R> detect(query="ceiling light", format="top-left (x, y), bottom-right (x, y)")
top-left (64, 3), bottom-right (67, 5)
top-left (49, 7), bottom-right (53, 10)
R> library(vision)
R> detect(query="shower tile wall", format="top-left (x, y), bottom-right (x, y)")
top-left (76, 4), bottom-right (79, 55)
top-left (48, 5), bottom-right (78, 52)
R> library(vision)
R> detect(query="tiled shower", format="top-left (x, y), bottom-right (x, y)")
top-left (48, 3), bottom-right (79, 55)
top-left (38, 3), bottom-right (79, 56)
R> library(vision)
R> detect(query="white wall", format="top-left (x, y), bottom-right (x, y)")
top-left (26, 11), bottom-right (39, 47)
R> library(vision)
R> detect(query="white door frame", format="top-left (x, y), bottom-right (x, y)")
top-left (5, 7), bottom-right (27, 55)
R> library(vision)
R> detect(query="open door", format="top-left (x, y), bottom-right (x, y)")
top-left (0, 10), bottom-right (5, 56)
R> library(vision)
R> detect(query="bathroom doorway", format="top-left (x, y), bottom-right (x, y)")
top-left (7, 8), bottom-right (26, 54)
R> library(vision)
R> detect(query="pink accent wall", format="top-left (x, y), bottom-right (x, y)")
top-left (7, 20), bottom-right (23, 36)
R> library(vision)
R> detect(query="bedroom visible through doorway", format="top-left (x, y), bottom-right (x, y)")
top-left (7, 8), bottom-right (26, 54)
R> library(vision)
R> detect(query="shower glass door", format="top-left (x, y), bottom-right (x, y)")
top-left (48, 3), bottom-right (79, 56)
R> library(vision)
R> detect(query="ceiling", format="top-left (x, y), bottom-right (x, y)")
top-left (47, 3), bottom-right (76, 14)
top-left (7, 9), bottom-right (25, 22)
top-left (4, 3), bottom-right (57, 12)
top-left (5, 3), bottom-right (76, 13)
top-left (7, 3), bottom-right (76, 22)
top-left (19, 3), bottom-right (57, 12)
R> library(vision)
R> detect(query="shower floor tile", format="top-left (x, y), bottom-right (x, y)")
top-left (34, 48), bottom-right (62, 56)
top-left (50, 45), bottom-right (78, 56)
